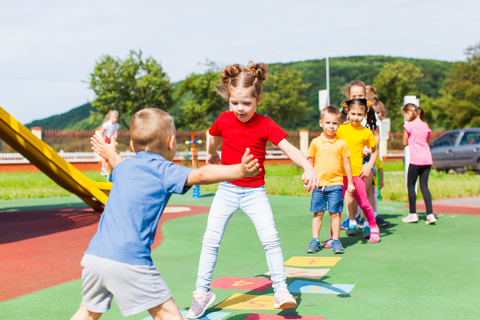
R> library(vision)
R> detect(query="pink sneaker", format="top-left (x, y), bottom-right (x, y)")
top-left (402, 213), bottom-right (419, 223)
top-left (273, 284), bottom-right (297, 309)
top-left (186, 290), bottom-right (216, 319)
top-left (426, 214), bottom-right (437, 225)
top-left (323, 238), bottom-right (333, 248)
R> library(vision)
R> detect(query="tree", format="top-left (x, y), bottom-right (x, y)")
top-left (259, 68), bottom-right (311, 126)
top-left (434, 42), bottom-right (480, 129)
top-left (373, 61), bottom-right (423, 131)
top-left (175, 66), bottom-right (225, 130)
top-left (88, 50), bottom-right (174, 129)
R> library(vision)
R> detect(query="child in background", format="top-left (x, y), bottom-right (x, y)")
top-left (187, 62), bottom-right (318, 319)
top-left (402, 103), bottom-right (436, 224)
top-left (71, 108), bottom-right (261, 320)
top-left (98, 110), bottom-right (120, 176)
top-left (307, 106), bottom-right (354, 254)
top-left (337, 96), bottom-right (381, 242)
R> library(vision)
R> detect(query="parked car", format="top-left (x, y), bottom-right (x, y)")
top-left (429, 128), bottom-right (480, 171)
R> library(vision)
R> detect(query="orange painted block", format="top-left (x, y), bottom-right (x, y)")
top-left (211, 277), bottom-right (272, 291)
top-left (265, 267), bottom-right (329, 280)
top-left (215, 293), bottom-right (297, 310)
top-left (284, 257), bottom-right (341, 267)
top-left (244, 314), bottom-right (325, 320)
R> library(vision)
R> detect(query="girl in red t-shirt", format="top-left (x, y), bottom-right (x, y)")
top-left (186, 62), bottom-right (318, 319)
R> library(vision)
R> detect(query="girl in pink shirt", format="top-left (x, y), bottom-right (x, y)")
top-left (402, 103), bottom-right (436, 225)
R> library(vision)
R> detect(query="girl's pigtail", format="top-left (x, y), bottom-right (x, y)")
top-left (366, 106), bottom-right (377, 131)
top-left (340, 103), bottom-right (349, 123)
top-left (419, 107), bottom-right (425, 121)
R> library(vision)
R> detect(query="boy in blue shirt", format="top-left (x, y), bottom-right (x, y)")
top-left (71, 108), bottom-right (260, 320)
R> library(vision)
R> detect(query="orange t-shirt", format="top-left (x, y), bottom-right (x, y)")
top-left (308, 133), bottom-right (350, 187)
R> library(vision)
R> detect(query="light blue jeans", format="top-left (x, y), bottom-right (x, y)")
top-left (195, 182), bottom-right (286, 292)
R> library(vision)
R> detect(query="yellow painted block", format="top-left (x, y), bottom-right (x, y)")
top-left (215, 293), bottom-right (297, 310)
top-left (284, 256), bottom-right (341, 267)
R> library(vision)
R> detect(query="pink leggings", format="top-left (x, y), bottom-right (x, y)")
top-left (342, 176), bottom-right (377, 227)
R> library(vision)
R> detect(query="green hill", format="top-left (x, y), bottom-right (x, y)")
top-left (25, 56), bottom-right (455, 130)
top-left (25, 103), bottom-right (102, 130)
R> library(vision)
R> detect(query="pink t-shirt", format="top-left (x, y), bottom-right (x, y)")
top-left (404, 121), bottom-right (433, 166)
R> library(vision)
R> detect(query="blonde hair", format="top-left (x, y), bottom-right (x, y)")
top-left (102, 110), bottom-right (119, 124)
top-left (130, 108), bottom-right (175, 154)
top-left (373, 100), bottom-right (387, 117)
top-left (215, 61), bottom-right (269, 100)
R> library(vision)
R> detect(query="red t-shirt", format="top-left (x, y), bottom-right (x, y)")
top-left (209, 111), bottom-right (288, 187)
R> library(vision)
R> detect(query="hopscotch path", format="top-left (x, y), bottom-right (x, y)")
top-left (143, 256), bottom-right (354, 320)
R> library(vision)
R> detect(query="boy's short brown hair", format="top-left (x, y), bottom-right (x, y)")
top-left (130, 108), bottom-right (175, 154)
top-left (321, 105), bottom-right (341, 120)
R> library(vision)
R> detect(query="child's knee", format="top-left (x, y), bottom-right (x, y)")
top-left (313, 211), bottom-right (325, 218)
top-left (149, 298), bottom-right (182, 320)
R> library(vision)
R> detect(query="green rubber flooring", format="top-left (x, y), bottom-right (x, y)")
top-left (1, 192), bottom-right (479, 320)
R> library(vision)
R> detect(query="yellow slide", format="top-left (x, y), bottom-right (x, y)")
top-left (0, 106), bottom-right (111, 211)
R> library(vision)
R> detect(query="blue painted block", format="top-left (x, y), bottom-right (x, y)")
top-left (142, 311), bottom-right (230, 320)
top-left (288, 280), bottom-right (355, 295)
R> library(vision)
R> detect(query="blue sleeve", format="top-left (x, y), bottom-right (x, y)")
top-left (163, 162), bottom-right (194, 195)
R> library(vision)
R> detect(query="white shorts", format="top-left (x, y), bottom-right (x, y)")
top-left (81, 254), bottom-right (172, 316)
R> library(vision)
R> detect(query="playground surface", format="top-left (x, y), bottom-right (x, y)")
top-left (1, 193), bottom-right (479, 320)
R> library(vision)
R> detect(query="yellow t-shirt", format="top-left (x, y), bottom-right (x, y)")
top-left (308, 133), bottom-right (350, 187)
top-left (337, 123), bottom-right (377, 177)
top-left (373, 157), bottom-right (384, 187)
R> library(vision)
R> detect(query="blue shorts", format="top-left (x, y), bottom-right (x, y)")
top-left (363, 155), bottom-right (376, 172)
top-left (310, 185), bottom-right (343, 213)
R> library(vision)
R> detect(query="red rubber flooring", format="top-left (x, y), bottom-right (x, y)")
top-left (0, 205), bottom-right (210, 302)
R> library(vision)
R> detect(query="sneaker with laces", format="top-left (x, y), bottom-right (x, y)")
top-left (426, 214), bottom-right (437, 225)
top-left (346, 225), bottom-right (358, 236)
top-left (340, 219), bottom-right (349, 230)
top-left (100, 168), bottom-right (107, 176)
top-left (273, 284), bottom-right (297, 309)
top-left (362, 225), bottom-right (371, 239)
top-left (376, 216), bottom-right (389, 227)
top-left (186, 290), bottom-right (216, 319)
top-left (402, 213), bottom-right (419, 223)
top-left (331, 239), bottom-right (344, 254)
top-left (306, 238), bottom-right (321, 253)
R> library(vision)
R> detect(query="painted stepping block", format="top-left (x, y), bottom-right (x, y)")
top-left (284, 257), bottom-right (341, 267)
top-left (288, 280), bottom-right (355, 295)
top-left (264, 267), bottom-right (330, 280)
top-left (244, 314), bottom-right (325, 320)
top-left (142, 311), bottom-right (230, 320)
top-left (211, 277), bottom-right (273, 291)
top-left (215, 293), bottom-right (297, 310)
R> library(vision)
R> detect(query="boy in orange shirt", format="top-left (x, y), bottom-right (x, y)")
top-left (307, 106), bottom-right (355, 254)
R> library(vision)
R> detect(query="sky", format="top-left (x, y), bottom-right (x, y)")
top-left (1, 0), bottom-right (479, 124)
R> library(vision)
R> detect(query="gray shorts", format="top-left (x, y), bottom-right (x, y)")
top-left (81, 254), bottom-right (172, 316)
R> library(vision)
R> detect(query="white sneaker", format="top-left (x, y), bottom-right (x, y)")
top-left (402, 213), bottom-right (419, 223)
top-left (100, 168), bottom-right (107, 176)
top-left (426, 214), bottom-right (437, 225)
top-left (186, 290), bottom-right (216, 319)
top-left (273, 284), bottom-right (297, 309)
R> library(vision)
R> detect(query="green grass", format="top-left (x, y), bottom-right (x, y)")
top-left (383, 160), bottom-right (404, 172)
top-left (2, 164), bottom-right (479, 202)
top-left (0, 171), bottom-right (105, 200)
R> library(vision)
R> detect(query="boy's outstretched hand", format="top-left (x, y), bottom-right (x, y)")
top-left (302, 168), bottom-right (319, 192)
top-left (241, 148), bottom-right (261, 177)
top-left (91, 134), bottom-right (117, 161)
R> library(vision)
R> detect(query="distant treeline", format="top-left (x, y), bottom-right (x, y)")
top-left (26, 55), bottom-right (455, 131)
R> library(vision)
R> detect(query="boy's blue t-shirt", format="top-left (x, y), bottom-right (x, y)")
top-left (85, 152), bottom-right (193, 266)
